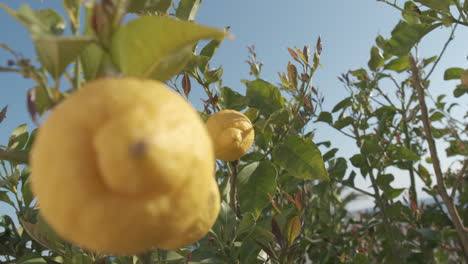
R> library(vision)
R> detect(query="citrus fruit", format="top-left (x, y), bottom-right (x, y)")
top-left (30, 77), bottom-right (220, 255)
top-left (206, 109), bottom-right (255, 161)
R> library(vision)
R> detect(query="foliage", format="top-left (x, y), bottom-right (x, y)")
top-left (0, 0), bottom-right (467, 263)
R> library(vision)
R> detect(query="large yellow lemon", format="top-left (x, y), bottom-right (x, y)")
top-left (206, 109), bottom-right (254, 161)
top-left (30, 77), bottom-right (220, 255)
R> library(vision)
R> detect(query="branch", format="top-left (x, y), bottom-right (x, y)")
top-left (335, 178), bottom-right (374, 197)
top-left (228, 161), bottom-right (241, 219)
top-left (0, 149), bottom-right (29, 164)
top-left (409, 55), bottom-right (468, 260)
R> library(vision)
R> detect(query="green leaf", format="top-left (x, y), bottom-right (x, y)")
top-left (453, 85), bottom-right (468, 98)
top-left (81, 6), bottom-right (104, 81)
top-left (384, 20), bottom-right (442, 56)
top-left (322, 148), bottom-right (338, 162)
top-left (333, 116), bottom-right (354, 129)
top-left (22, 178), bottom-right (34, 207)
top-left (393, 147), bottom-right (419, 161)
top-left (332, 98), bottom-right (352, 113)
top-left (176, 0), bottom-right (201, 20)
top-left (205, 66), bottom-right (223, 83)
top-left (384, 56), bottom-right (409, 72)
top-left (128, 0), bottom-right (172, 14)
top-left (423, 56), bottom-right (437, 67)
top-left (272, 135), bottom-right (329, 181)
top-left (368, 46), bottom-right (384, 71)
top-left (350, 154), bottom-right (365, 168)
top-left (196, 37), bottom-right (223, 72)
top-left (111, 16), bottom-right (225, 82)
top-left (238, 161), bottom-right (277, 219)
top-left (285, 216), bottom-right (301, 246)
top-left (264, 108), bottom-right (290, 127)
top-left (429, 111), bottom-right (444, 121)
top-left (34, 36), bottom-right (93, 79)
top-left (0, 191), bottom-right (14, 207)
top-left (376, 174), bottom-right (405, 199)
top-left (220, 87), bottom-right (247, 111)
top-left (0, 4), bottom-right (65, 35)
top-left (200, 38), bottom-right (222, 59)
top-left (444, 67), bottom-right (464, 80)
top-left (361, 139), bottom-right (380, 154)
top-left (212, 202), bottom-right (236, 240)
top-left (414, 0), bottom-right (450, 13)
top-left (328, 157), bottom-right (347, 179)
top-left (316, 111), bottom-right (333, 124)
top-left (244, 108), bottom-right (260, 123)
top-left (237, 214), bottom-right (256, 236)
top-left (22, 214), bottom-right (66, 254)
top-left (246, 79), bottom-right (285, 116)
top-left (418, 164), bottom-right (431, 184)
top-left (386, 188), bottom-right (405, 199)
top-left (8, 124), bottom-right (28, 150)
top-left (17, 256), bottom-right (47, 264)
top-left (33, 85), bottom-right (53, 115)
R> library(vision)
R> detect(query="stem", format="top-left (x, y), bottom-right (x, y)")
top-left (424, 22), bottom-right (458, 82)
top-left (451, 159), bottom-right (467, 200)
top-left (401, 97), bottom-right (418, 207)
top-left (0, 67), bottom-right (21, 73)
top-left (354, 127), bottom-right (402, 263)
top-left (229, 161), bottom-right (241, 219)
top-left (409, 55), bottom-right (468, 260)
top-left (137, 250), bottom-right (155, 264)
top-left (334, 178), bottom-right (374, 197)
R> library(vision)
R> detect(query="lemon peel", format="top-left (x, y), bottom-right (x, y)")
top-left (30, 77), bottom-right (220, 255)
top-left (206, 109), bottom-right (255, 161)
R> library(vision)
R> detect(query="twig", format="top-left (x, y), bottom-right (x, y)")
top-left (451, 159), bottom-right (468, 200)
top-left (335, 178), bottom-right (374, 197)
top-left (424, 22), bottom-right (458, 82)
top-left (409, 55), bottom-right (468, 260)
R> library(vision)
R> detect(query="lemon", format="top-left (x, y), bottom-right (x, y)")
top-left (30, 77), bottom-right (220, 255)
top-left (206, 109), bottom-right (254, 161)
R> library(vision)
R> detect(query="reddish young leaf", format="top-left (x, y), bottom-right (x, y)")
top-left (0, 106), bottom-right (7, 124)
top-left (287, 62), bottom-right (298, 88)
top-left (294, 47), bottom-right (307, 64)
top-left (287, 47), bottom-right (300, 63)
top-left (315, 36), bottom-right (322, 55)
top-left (285, 192), bottom-right (295, 204)
top-left (182, 73), bottom-right (191, 97)
top-left (27, 89), bottom-right (40, 126)
top-left (271, 217), bottom-right (283, 247)
top-left (303, 97), bottom-right (312, 109)
top-left (303, 45), bottom-right (310, 63)
top-left (294, 192), bottom-right (304, 212)
top-left (286, 216), bottom-right (302, 246)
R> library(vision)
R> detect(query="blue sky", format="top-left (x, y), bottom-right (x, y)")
top-left (0, 0), bottom-right (466, 213)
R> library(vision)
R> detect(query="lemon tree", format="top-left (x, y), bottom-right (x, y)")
top-left (0, 1), bottom-right (328, 260)
top-left (3, 0), bottom-right (466, 263)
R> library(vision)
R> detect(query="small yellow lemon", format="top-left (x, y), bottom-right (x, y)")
top-left (206, 109), bottom-right (254, 161)
top-left (30, 77), bottom-right (220, 255)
